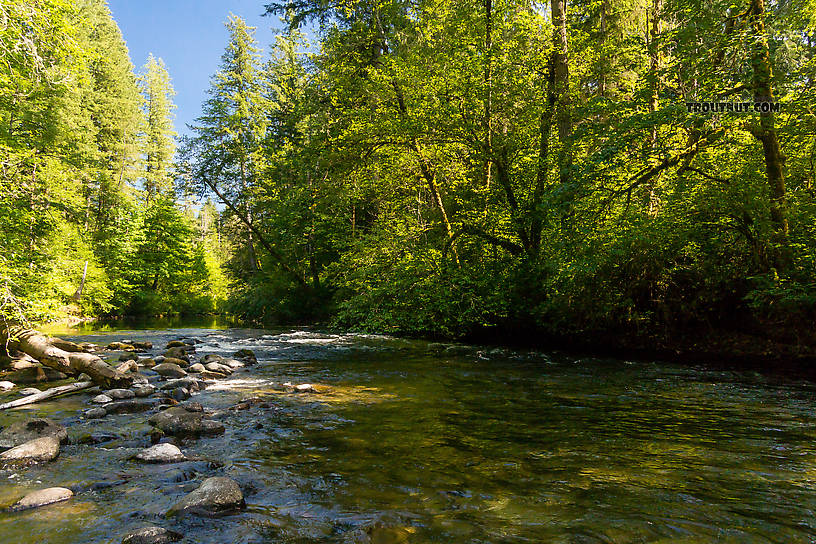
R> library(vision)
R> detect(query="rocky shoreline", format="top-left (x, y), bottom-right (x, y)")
top-left (0, 336), bottom-right (317, 543)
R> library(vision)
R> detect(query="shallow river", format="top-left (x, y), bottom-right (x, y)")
top-left (2, 324), bottom-right (816, 543)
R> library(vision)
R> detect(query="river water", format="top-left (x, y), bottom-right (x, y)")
top-left (2, 324), bottom-right (816, 543)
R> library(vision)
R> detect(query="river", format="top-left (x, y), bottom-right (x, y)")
top-left (1, 323), bottom-right (816, 543)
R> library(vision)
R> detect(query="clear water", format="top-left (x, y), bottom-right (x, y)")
top-left (1, 325), bottom-right (816, 543)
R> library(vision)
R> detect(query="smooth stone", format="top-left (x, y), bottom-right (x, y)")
top-left (232, 349), bottom-right (257, 363)
top-left (294, 384), bottom-right (315, 393)
top-left (223, 359), bottom-right (244, 369)
top-left (160, 378), bottom-right (203, 392)
top-left (84, 407), bottom-right (108, 419)
top-left (166, 341), bottom-right (187, 348)
top-left (105, 399), bottom-right (160, 414)
top-left (18, 387), bottom-right (41, 396)
top-left (107, 342), bottom-right (135, 351)
top-left (134, 443), bottom-right (186, 463)
top-left (121, 526), bottom-right (182, 544)
top-left (9, 487), bottom-right (72, 511)
top-left (0, 381), bottom-right (15, 391)
top-left (77, 432), bottom-right (120, 445)
top-left (199, 371), bottom-right (227, 380)
top-left (92, 394), bottom-right (113, 404)
top-left (163, 357), bottom-right (189, 368)
top-left (139, 358), bottom-right (156, 368)
top-left (0, 418), bottom-right (67, 449)
top-left (153, 363), bottom-right (187, 379)
top-left (133, 385), bottom-right (156, 397)
top-left (204, 362), bottom-right (232, 375)
top-left (119, 353), bottom-right (139, 362)
top-left (163, 348), bottom-right (189, 362)
top-left (170, 387), bottom-right (190, 401)
top-left (0, 436), bottom-right (60, 463)
top-left (200, 354), bottom-right (224, 364)
top-left (166, 477), bottom-right (244, 517)
top-left (148, 408), bottom-right (225, 438)
top-left (131, 341), bottom-right (153, 350)
top-left (107, 388), bottom-right (136, 400)
top-left (188, 363), bottom-right (205, 373)
top-left (154, 356), bottom-right (166, 364)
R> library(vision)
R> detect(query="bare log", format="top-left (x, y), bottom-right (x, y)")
top-left (2, 326), bottom-right (133, 388)
top-left (0, 382), bottom-right (93, 410)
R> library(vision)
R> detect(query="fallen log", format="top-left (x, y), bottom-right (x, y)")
top-left (0, 381), bottom-right (93, 410)
top-left (1, 326), bottom-right (133, 389)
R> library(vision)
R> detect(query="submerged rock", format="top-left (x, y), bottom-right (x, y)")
top-left (8, 487), bottom-right (72, 511)
top-left (233, 349), bottom-right (257, 364)
top-left (133, 443), bottom-right (186, 463)
top-left (121, 526), bottom-right (182, 544)
top-left (104, 399), bottom-right (159, 414)
top-left (148, 407), bottom-right (224, 438)
top-left (0, 436), bottom-right (60, 464)
top-left (153, 363), bottom-right (187, 379)
top-left (166, 477), bottom-right (244, 517)
top-left (84, 407), bottom-right (108, 419)
top-left (0, 418), bottom-right (67, 450)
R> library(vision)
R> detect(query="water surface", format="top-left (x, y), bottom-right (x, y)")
top-left (1, 325), bottom-right (815, 543)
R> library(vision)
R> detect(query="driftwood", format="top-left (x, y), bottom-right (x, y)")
top-left (0, 381), bottom-right (93, 410)
top-left (1, 326), bottom-right (133, 388)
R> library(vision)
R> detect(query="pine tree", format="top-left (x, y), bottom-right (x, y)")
top-left (138, 54), bottom-right (177, 203)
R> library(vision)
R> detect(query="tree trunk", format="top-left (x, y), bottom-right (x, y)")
top-left (748, 0), bottom-right (789, 256)
top-left (2, 326), bottom-right (133, 388)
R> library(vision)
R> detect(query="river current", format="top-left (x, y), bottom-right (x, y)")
top-left (1, 324), bottom-right (816, 543)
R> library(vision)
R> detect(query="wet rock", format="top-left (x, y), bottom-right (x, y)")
top-left (116, 360), bottom-right (139, 374)
top-left (18, 387), bottom-right (41, 396)
top-left (7, 366), bottom-right (68, 384)
top-left (200, 371), bottom-right (227, 379)
top-left (105, 399), bottom-right (160, 415)
top-left (84, 407), bottom-right (107, 419)
top-left (204, 362), bottom-right (232, 375)
top-left (166, 340), bottom-right (187, 349)
top-left (0, 418), bottom-right (68, 449)
top-left (160, 377), bottom-right (204, 392)
top-left (153, 363), bottom-right (187, 379)
top-left (133, 385), bottom-right (156, 397)
top-left (107, 388), bottom-right (136, 400)
top-left (182, 402), bottom-right (204, 412)
top-left (166, 477), bottom-right (244, 517)
top-left (148, 407), bottom-right (224, 438)
top-left (163, 348), bottom-right (189, 362)
top-left (154, 356), bottom-right (166, 364)
top-left (77, 432), bottom-right (120, 444)
top-left (232, 349), bottom-right (257, 364)
top-left (131, 374), bottom-right (149, 385)
top-left (139, 358), bottom-right (156, 368)
top-left (170, 387), bottom-right (190, 401)
top-left (200, 354), bottom-right (224, 364)
top-left (119, 352), bottom-right (139, 362)
top-left (133, 443), bottom-right (186, 463)
top-left (8, 487), bottom-right (72, 511)
top-left (92, 394), bottom-right (113, 404)
top-left (294, 384), bottom-right (315, 393)
top-left (0, 380), bottom-right (15, 391)
top-left (131, 341), bottom-right (154, 351)
top-left (107, 342), bottom-right (135, 351)
top-left (0, 436), bottom-right (60, 464)
top-left (224, 359), bottom-right (244, 369)
top-left (163, 356), bottom-right (189, 368)
top-left (188, 363), bottom-right (205, 373)
top-left (121, 526), bottom-right (182, 544)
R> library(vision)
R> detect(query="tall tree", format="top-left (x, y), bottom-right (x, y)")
top-left (138, 54), bottom-right (177, 203)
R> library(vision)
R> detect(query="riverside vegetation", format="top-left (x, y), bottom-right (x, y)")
top-left (1, 0), bottom-right (816, 355)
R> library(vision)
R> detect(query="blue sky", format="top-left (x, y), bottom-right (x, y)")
top-left (108, 0), bottom-right (284, 138)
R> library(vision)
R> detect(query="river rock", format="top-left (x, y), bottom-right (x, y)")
top-left (166, 477), bottom-right (244, 517)
top-left (138, 358), bottom-right (156, 368)
top-left (84, 407), bottom-right (107, 419)
top-left (133, 385), bottom-right (156, 397)
top-left (105, 399), bottom-right (160, 414)
top-left (163, 356), bottom-right (189, 368)
top-left (188, 363), bottom-right (205, 373)
top-left (0, 436), bottom-right (60, 463)
top-left (294, 384), bottom-right (315, 393)
top-left (0, 380), bottom-right (15, 391)
top-left (107, 388), bottom-right (136, 400)
top-left (201, 354), bottom-right (224, 364)
top-left (92, 394), bottom-right (113, 404)
top-left (153, 363), bottom-right (187, 379)
top-left (170, 387), bottom-right (190, 401)
top-left (119, 352), bottom-right (139, 362)
top-left (148, 407), bottom-right (225, 438)
top-left (134, 443), bottom-right (186, 463)
top-left (232, 349), bottom-right (257, 364)
top-left (200, 371), bottom-right (227, 379)
top-left (224, 359), bottom-right (244, 369)
top-left (204, 362), bottom-right (232, 375)
top-left (166, 340), bottom-right (187, 348)
top-left (131, 341), bottom-right (153, 351)
top-left (154, 356), bottom-right (165, 364)
top-left (18, 387), bottom-right (41, 396)
top-left (0, 418), bottom-right (67, 449)
top-left (107, 342), bottom-right (135, 351)
top-left (8, 487), bottom-right (72, 511)
top-left (163, 348), bottom-right (189, 362)
top-left (121, 526), bottom-right (182, 544)
top-left (160, 377), bottom-right (204, 392)
top-left (7, 366), bottom-right (67, 384)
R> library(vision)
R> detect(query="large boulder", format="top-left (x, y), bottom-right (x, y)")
top-left (121, 526), bottom-right (182, 544)
top-left (148, 407), bottom-right (224, 438)
top-left (8, 487), bottom-right (72, 511)
top-left (0, 436), bottom-right (60, 464)
top-left (153, 363), bottom-right (187, 379)
top-left (204, 362), bottom-right (232, 375)
top-left (163, 348), bottom-right (189, 362)
top-left (166, 477), bottom-right (244, 517)
top-left (0, 418), bottom-right (67, 450)
top-left (133, 443), bottom-right (186, 463)
top-left (107, 388), bottom-right (136, 400)
top-left (131, 341), bottom-right (153, 351)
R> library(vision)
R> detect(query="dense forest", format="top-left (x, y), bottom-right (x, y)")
top-left (2, 0), bottom-right (815, 352)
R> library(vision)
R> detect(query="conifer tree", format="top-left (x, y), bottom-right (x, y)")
top-left (138, 54), bottom-right (177, 203)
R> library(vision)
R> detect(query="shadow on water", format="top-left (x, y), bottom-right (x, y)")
top-left (2, 325), bottom-right (816, 543)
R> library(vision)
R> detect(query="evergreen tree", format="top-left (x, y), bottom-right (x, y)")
top-left (138, 54), bottom-right (177, 203)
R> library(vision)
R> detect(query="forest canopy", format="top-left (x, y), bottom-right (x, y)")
top-left (2, 0), bottom-right (815, 348)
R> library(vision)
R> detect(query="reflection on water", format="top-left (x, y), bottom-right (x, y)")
top-left (1, 326), bottom-right (816, 543)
